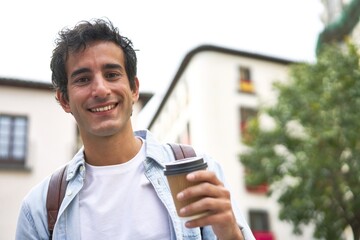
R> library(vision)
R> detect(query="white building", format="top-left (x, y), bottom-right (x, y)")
top-left (145, 45), bottom-right (315, 239)
top-left (0, 78), bottom-right (151, 240)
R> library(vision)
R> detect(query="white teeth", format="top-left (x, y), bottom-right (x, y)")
top-left (91, 104), bottom-right (116, 112)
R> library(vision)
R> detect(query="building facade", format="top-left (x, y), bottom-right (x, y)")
top-left (146, 45), bottom-right (315, 239)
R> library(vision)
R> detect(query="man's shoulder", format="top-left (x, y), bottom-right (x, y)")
top-left (22, 174), bottom-right (51, 206)
top-left (16, 173), bottom-right (53, 239)
top-left (22, 162), bottom-right (71, 207)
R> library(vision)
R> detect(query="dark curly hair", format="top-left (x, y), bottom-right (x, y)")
top-left (50, 18), bottom-right (137, 101)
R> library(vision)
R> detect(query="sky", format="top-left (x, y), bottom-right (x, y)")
top-left (0, 0), bottom-right (324, 96)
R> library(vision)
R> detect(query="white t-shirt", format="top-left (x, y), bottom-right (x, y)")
top-left (79, 140), bottom-right (171, 239)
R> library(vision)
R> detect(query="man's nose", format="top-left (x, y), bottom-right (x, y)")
top-left (92, 76), bottom-right (110, 98)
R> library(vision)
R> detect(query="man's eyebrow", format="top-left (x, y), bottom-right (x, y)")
top-left (70, 68), bottom-right (90, 78)
top-left (103, 63), bottom-right (123, 70)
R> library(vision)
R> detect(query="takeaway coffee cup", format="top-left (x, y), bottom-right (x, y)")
top-left (164, 157), bottom-right (208, 220)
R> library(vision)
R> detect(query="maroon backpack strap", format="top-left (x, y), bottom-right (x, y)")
top-left (167, 143), bottom-right (196, 160)
top-left (46, 165), bottom-right (68, 239)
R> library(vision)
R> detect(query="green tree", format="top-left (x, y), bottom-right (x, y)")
top-left (240, 43), bottom-right (360, 240)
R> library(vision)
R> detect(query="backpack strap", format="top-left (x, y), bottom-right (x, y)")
top-left (46, 165), bottom-right (68, 239)
top-left (167, 143), bottom-right (196, 159)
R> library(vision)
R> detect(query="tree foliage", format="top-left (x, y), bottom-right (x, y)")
top-left (240, 43), bottom-right (360, 240)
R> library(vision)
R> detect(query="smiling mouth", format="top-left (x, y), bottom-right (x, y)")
top-left (90, 104), bottom-right (117, 112)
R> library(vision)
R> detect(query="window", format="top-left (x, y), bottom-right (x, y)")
top-left (238, 66), bottom-right (255, 93)
top-left (0, 114), bottom-right (28, 166)
top-left (240, 107), bottom-right (269, 193)
top-left (249, 210), bottom-right (269, 231)
top-left (249, 210), bottom-right (274, 240)
top-left (240, 107), bottom-right (257, 142)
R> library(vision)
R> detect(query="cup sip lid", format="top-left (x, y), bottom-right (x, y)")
top-left (164, 157), bottom-right (207, 175)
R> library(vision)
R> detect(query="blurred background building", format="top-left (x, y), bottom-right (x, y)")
top-left (142, 45), bottom-right (311, 239)
top-left (143, 0), bottom-right (360, 235)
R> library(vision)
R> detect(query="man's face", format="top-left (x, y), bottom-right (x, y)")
top-left (57, 41), bottom-right (139, 140)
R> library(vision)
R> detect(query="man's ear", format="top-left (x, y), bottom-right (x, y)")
top-left (56, 90), bottom-right (71, 113)
top-left (132, 77), bottom-right (140, 103)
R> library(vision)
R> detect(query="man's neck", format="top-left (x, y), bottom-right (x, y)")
top-left (82, 130), bottom-right (142, 166)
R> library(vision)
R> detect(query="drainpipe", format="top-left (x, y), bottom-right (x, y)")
top-left (316, 0), bottom-right (360, 55)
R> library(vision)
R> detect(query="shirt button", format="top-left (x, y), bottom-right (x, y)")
top-left (66, 190), bottom-right (73, 196)
top-left (80, 166), bottom-right (85, 172)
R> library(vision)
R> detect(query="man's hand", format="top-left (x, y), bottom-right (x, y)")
top-left (177, 170), bottom-right (244, 240)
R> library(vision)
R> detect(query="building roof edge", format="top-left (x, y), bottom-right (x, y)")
top-left (0, 77), bottom-right (53, 91)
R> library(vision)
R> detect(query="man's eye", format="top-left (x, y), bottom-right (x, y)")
top-left (75, 77), bottom-right (89, 84)
top-left (106, 72), bottom-right (120, 79)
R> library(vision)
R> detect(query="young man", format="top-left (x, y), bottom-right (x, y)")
top-left (16, 18), bottom-right (255, 240)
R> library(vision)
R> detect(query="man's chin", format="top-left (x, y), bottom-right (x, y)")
top-left (90, 125), bottom-right (120, 137)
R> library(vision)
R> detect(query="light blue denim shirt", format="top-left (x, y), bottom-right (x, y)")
top-left (16, 130), bottom-right (255, 240)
